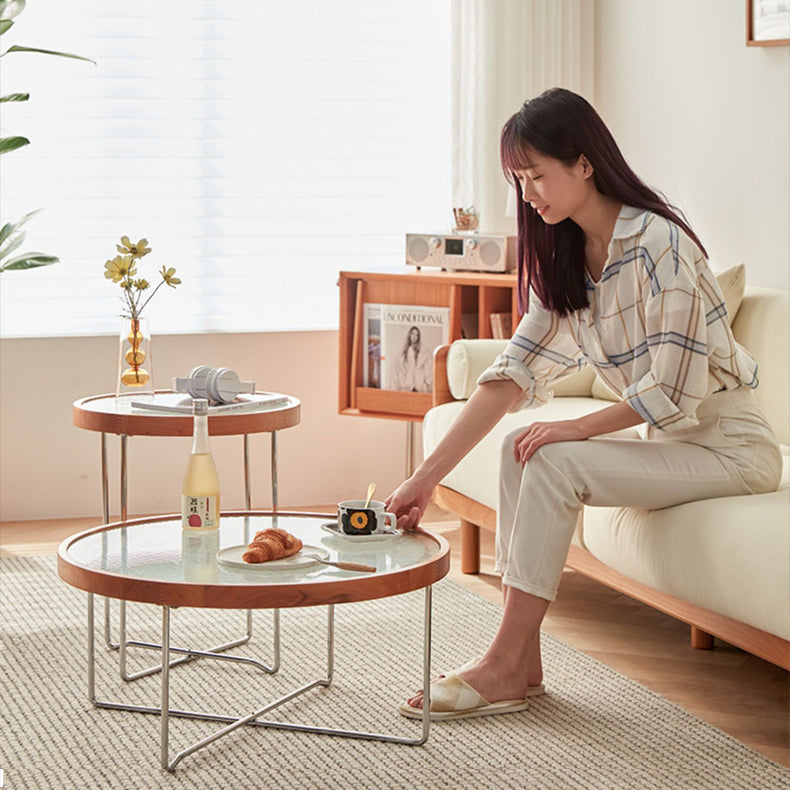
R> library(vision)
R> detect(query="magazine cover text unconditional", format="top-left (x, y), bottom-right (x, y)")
top-left (363, 303), bottom-right (450, 393)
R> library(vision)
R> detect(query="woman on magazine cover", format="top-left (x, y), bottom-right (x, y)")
top-left (395, 325), bottom-right (434, 393)
top-left (386, 88), bottom-right (782, 721)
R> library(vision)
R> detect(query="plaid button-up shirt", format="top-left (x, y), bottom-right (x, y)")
top-left (478, 206), bottom-right (758, 431)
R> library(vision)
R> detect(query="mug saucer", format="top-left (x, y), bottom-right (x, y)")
top-left (321, 522), bottom-right (402, 541)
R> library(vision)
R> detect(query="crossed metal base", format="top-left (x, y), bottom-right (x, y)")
top-left (86, 588), bottom-right (432, 772)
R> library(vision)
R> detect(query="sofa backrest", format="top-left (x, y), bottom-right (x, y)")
top-left (732, 287), bottom-right (789, 445)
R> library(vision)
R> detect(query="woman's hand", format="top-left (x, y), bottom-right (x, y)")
top-left (512, 419), bottom-right (585, 466)
top-left (385, 475), bottom-right (435, 531)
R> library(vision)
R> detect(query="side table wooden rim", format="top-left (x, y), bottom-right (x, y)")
top-left (73, 392), bottom-right (301, 437)
top-left (57, 511), bottom-right (451, 610)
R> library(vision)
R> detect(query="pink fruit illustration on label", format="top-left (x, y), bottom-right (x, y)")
top-left (189, 514), bottom-right (202, 527)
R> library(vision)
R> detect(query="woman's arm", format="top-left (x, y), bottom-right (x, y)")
top-left (512, 399), bottom-right (644, 465)
top-left (386, 378), bottom-right (523, 529)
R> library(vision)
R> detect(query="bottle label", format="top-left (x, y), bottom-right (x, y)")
top-left (182, 495), bottom-right (219, 529)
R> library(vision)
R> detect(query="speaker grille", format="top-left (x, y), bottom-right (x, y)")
top-left (480, 240), bottom-right (500, 267)
top-left (408, 237), bottom-right (429, 263)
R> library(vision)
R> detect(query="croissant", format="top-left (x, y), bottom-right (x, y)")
top-left (242, 527), bottom-right (303, 563)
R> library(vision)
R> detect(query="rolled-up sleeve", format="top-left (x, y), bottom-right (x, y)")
top-left (477, 292), bottom-right (585, 410)
top-left (622, 253), bottom-right (710, 430)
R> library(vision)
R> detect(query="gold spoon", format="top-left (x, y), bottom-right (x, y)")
top-left (363, 482), bottom-right (376, 508)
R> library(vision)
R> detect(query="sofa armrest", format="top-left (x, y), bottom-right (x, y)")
top-left (432, 344), bottom-right (454, 407)
top-left (434, 338), bottom-right (598, 405)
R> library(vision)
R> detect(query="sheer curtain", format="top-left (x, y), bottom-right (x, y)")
top-left (451, 0), bottom-right (595, 232)
top-left (0, 1), bottom-right (451, 337)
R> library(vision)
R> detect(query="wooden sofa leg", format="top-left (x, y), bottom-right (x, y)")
top-left (691, 625), bottom-right (714, 650)
top-left (460, 519), bottom-right (480, 574)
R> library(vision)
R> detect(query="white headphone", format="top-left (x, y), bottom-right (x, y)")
top-left (172, 366), bottom-right (255, 404)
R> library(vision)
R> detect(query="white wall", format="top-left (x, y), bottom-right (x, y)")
top-left (595, 0), bottom-right (790, 290)
top-left (0, 330), bottom-right (410, 521)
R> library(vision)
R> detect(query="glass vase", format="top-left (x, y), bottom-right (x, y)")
top-left (116, 317), bottom-right (154, 400)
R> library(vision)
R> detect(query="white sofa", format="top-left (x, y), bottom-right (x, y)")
top-left (423, 277), bottom-right (790, 668)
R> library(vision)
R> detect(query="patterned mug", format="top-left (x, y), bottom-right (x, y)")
top-left (338, 500), bottom-right (398, 536)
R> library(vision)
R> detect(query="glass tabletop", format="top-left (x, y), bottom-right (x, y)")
top-left (63, 513), bottom-right (444, 588)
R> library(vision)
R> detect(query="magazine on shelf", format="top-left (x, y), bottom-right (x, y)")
top-left (370, 303), bottom-right (449, 393)
top-left (130, 392), bottom-right (290, 415)
top-left (363, 303), bottom-right (382, 388)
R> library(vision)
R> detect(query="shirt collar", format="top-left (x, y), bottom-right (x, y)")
top-left (611, 205), bottom-right (650, 241)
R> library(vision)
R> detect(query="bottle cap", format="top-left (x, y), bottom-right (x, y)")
top-left (192, 398), bottom-right (209, 416)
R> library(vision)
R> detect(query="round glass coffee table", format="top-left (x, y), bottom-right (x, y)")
top-left (58, 511), bottom-right (450, 772)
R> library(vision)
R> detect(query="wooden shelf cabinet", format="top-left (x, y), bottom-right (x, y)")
top-left (338, 269), bottom-right (521, 422)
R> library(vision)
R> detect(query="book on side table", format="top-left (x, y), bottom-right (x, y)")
top-left (131, 393), bottom-right (290, 415)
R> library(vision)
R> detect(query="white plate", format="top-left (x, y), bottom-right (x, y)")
top-left (321, 522), bottom-right (402, 542)
top-left (216, 543), bottom-right (330, 569)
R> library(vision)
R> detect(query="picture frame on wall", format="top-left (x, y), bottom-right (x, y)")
top-left (747, 0), bottom-right (790, 46)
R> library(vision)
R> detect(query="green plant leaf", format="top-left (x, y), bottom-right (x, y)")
top-left (0, 231), bottom-right (25, 260)
top-left (0, 209), bottom-right (43, 247)
top-left (0, 135), bottom-right (29, 153)
top-left (2, 44), bottom-right (96, 63)
top-left (0, 18), bottom-right (12, 34)
top-left (0, 1), bottom-right (26, 22)
top-left (0, 92), bottom-right (29, 102)
top-left (0, 252), bottom-right (58, 271)
top-left (0, 222), bottom-right (15, 247)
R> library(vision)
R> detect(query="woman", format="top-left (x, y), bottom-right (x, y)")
top-left (386, 88), bottom-right (782, 721)
top-left (395, 325), bottom-right (433, 392)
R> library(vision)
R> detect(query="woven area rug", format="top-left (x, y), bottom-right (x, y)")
top-left (1, 555), bottom-right (788, 790)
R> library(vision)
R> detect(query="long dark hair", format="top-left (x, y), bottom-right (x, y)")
top-left (501, 88), bottom-right (707, 315)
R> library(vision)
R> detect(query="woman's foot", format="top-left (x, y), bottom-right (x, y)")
top-left (405, 654), bottom-right (543, 710)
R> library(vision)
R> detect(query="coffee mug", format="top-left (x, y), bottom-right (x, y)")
top-left (338, 500), bottom-right (398, 536)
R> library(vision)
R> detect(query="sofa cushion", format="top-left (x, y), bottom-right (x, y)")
top-left (716, 263), bottom-right (747, 325)
top-left (580, 448), bottom-right (790, 640)
top-left (732, 288), bottom-right (790, 445)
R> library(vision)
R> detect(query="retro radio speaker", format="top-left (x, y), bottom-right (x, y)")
top-left (406, 233), bottom-right (517, 273)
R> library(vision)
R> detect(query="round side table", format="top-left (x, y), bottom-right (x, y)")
top-left (73, 391), bottom-right (301, 522)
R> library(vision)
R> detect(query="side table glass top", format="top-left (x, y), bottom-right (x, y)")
top-left (59, 512), bottom-right (450, 608)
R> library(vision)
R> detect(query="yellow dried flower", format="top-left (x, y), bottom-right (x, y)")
top-left (104, 255), bottom-right (137, 283)
top-left (103, 237), bottom-right (181, 320)
top-left (160, 266), bottom-right (181, 287)
top-left (116, 236), bottom-right (152, 258)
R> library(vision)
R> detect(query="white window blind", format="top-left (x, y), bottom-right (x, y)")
top-left (0, 0), bottom-right (451, 337)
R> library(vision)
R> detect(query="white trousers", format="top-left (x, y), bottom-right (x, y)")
top-left (495, 388), bottom-right (783, 602)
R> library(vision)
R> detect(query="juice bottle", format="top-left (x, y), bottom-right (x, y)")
top-left (181, 399), bottom-right (220, 530)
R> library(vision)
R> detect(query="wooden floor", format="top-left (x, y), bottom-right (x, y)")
top-left (2, 504), bottom-right (788, 767)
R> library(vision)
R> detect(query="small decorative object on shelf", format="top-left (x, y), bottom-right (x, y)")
top-left (452, 205), bottom-right (479, 232)
top-left (103, 235), bottom-right (181, 399)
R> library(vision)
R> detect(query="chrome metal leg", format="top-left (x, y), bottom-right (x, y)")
top-left (88, 588), bottom-right (433, 772)
top-left (120, 434), bottom-right (128, 522)
top-left (243, 434), bottom-right (252, 511)
top-left (117, 602), bottom-right (280, 681)
top-left (242, 433), bottom-right (258, 652)
top-left (161, 606), bottom-right (171, 770)
top-left (100, 435), bottom-right (120, 651)
top-left (101, 432), bottom-right (128, 651)
top-left (271, 430), bottom-right (278, 511)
